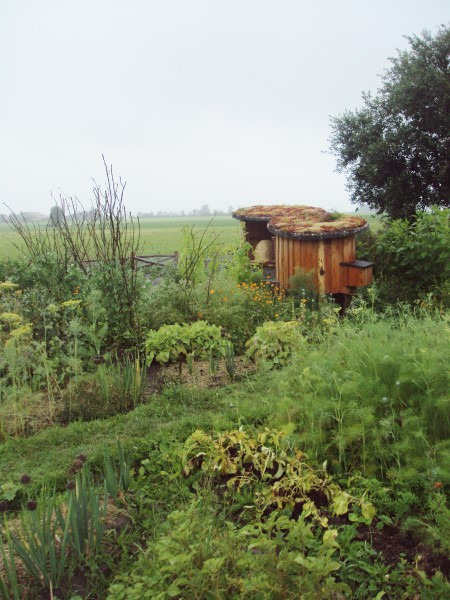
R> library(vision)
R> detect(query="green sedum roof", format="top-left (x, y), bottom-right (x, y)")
top-left (232, 205), bottom-right (368, 239)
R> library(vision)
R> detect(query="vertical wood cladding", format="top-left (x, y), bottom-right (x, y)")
top-left (275, 235), bottom-right (361, 293)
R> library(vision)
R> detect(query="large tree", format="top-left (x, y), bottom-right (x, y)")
top-left (329, 26), bottom-right (450, 218)
top-left (49, 204), bottom-right (65, 226)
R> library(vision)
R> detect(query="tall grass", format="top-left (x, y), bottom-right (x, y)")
top-left (271, 305), bottom-right (449, 486)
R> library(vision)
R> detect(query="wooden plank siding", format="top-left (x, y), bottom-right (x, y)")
top-left (276, 234), bottom-right (359, 293)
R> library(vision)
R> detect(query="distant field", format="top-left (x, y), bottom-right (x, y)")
top-left (0, 213), bottom-right (381, 259)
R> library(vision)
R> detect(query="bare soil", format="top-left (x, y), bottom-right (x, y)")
top-left (356, 521), bottom-right (450, 578)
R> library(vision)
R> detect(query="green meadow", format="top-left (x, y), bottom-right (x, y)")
top-left (0, 213), bottom-right (380, 259)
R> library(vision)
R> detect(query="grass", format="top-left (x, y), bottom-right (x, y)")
top-left (0, 216), bottom-right (242, 259)
top-left (0, 214), bottom-right (381, 259)
top-left (0, 377), bottom-right (275, 502)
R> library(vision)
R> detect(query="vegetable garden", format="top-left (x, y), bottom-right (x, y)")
top-left (0, 169), bottom-right (449, 599)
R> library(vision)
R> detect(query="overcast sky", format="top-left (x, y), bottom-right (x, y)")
top-left (1, 1), bottom-right (448, 215)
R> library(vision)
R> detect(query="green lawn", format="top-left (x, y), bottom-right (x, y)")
top-left (0, 213), bottom-right (381, 259)
top-left (0, 216), bottom-right (242, 259)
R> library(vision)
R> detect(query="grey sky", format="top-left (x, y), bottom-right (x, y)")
top-left (1, 0), bottom-right (448, 215)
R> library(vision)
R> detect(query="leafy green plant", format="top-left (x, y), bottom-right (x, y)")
top-left (145, 320), bottom-right (232, 366)
top-left (108, 428), bottom-right (376, 600)
top-left (0, 482), bottom-right (20, 503)
top-left (226, 239), bottom-right (253, 283)
top-left (107, 502), bottom-right (351, 600)
top-left (181, 428), bottom-right (375, 526)
top-left (245, 320), bottom-right (305, 370)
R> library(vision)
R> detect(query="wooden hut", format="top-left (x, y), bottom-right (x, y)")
top-left (232, 205), bottom-right (373, 301)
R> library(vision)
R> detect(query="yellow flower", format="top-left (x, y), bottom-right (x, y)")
top-left (0, 312), bottom-right (23, 326)
top-left (0, 281), bottom-right (19, 292)
top-left (61, 299), bottom-right (81, 310)
top-left (223, 297), bottom-right (228, 302)
top-left (210, 289), bottom-right (215, 295)
top-left (6, 324), bottom-right (32, 345)
top-left (275, 313), bottom-right (279, 318)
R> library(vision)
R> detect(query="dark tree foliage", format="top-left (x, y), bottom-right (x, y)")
top-left (49, 204), bottom-right (64, 226)
top-left (329, 26), bottom-right (450, 218)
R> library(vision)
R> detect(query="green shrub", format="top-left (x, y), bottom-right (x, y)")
top-left (144, 273), bottom-right (196, 330)
top-left (373, 208), bottom-right (450, 306)
top-left (199, 278), bottom-right (292, 352)
top-left (245, 320), bottom-right (305, 370)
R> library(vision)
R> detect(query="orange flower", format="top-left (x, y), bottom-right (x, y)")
top-left (434, 482), bottom-right (443, 488)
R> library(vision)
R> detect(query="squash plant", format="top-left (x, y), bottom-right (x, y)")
top-left (145, 320), bottom-right (232, 365)
top-left (181, 428), bottom-right (375, 526)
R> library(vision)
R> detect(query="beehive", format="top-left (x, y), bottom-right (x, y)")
top-left (232, 205), bottom-right (373, 295)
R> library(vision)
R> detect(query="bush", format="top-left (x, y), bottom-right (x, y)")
top-left (371, 208), bottom-right (450, 307)
top-left (245, 320), bottom-right (305, 370)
